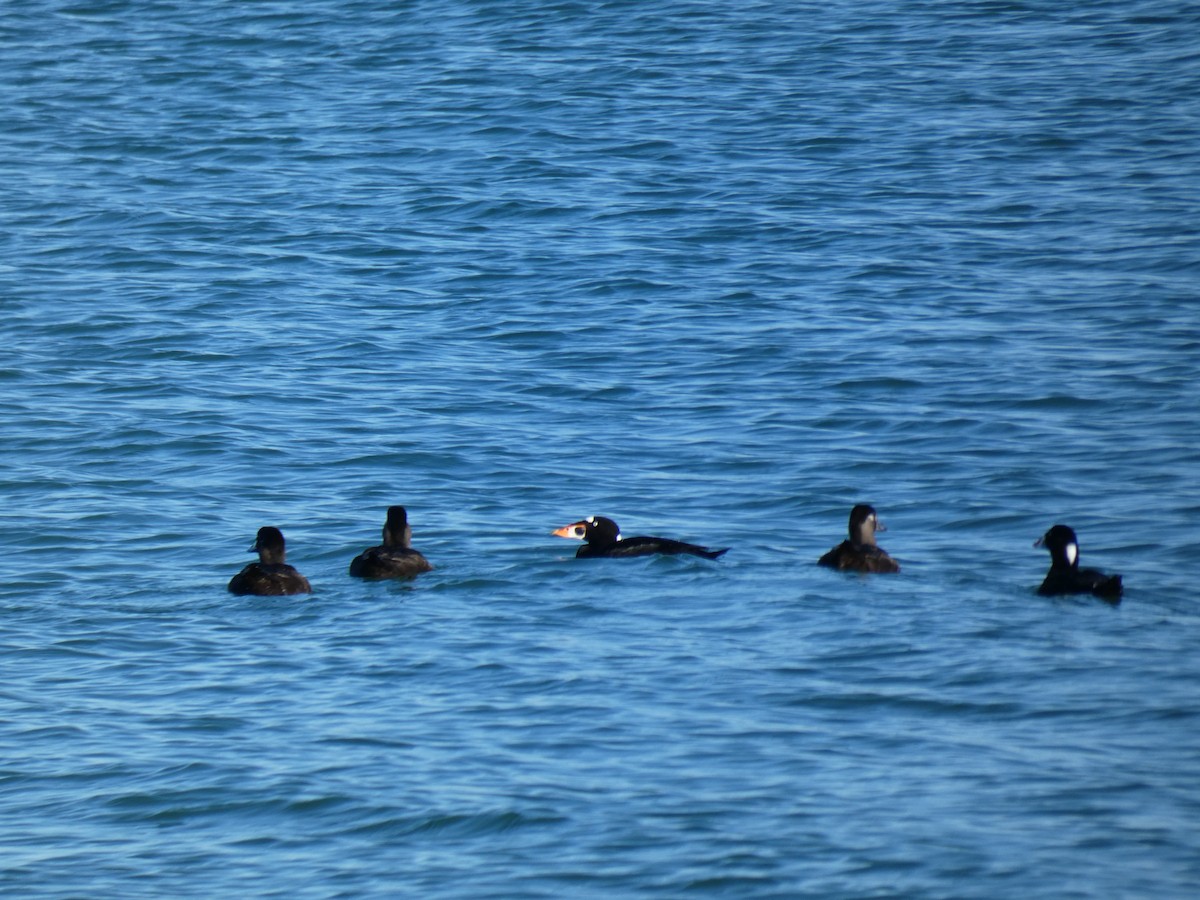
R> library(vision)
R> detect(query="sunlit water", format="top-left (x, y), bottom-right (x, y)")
top-left (3, 1), bottom-right (1199, 896)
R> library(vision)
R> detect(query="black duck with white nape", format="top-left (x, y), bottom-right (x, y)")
top-left (1035, 524), bottom-right (1122, 602)
top-left (552, 515), bottom-right (728, 560)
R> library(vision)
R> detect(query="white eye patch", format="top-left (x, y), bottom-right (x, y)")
top-left (1066, 543), bottom-right (1078, 566)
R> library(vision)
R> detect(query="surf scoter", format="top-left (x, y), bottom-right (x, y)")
top-left (1034, 524), bottom-right (1122, 602)
top-left (552, 515), bottom-right (728, 559)
top-left (349, 505), bottom-right (433, 579)
top-left (228, 526), bottom-right (312, 596)
top-left (818, 504), bottom-right (900, 573)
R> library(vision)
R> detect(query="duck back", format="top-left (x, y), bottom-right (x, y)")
top-left (818, 541), bottom-right (901, 574)
top-left (228, 563), bottom-right (311, 596)
top-left (349, 547), bottom-right (433, 579)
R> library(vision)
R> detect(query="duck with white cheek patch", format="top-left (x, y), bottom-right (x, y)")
top-left (818, 504), bottom-right (901, 574)
top-left (1034, 524), bottom-right (1122, 602)
top-left (552, 515), bottom-right (728, 560)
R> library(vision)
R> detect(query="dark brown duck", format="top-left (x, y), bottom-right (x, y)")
top-left (228, 526), bottom-right (312, 596)
top-left (349, 505), bottom-right (433, 579)
top-left (818, 504), bottom-right (900, 574)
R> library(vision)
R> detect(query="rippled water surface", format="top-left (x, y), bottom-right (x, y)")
top-left (3, 1), bottom-right (1200, 896)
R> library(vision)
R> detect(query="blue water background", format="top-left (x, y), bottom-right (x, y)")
top-left (3, 1), bottom-right (1200, 896)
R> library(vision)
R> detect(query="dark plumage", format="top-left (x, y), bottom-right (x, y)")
top-left (818, 504), bottom-right (900, 573)
top-left (349, 505), bottom-right (433, 579)
top-left (1035, 524), bottom-right (1122, 602)
top-left (552, 515), bottom-right (728, 560)
top-left (227, 526), bottom-right (312, 596)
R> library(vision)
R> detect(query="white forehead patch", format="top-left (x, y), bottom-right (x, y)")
top-left (585, 516), bottom-right (595, 524)
top-left (1066, 543), bottom-right (1078, 566)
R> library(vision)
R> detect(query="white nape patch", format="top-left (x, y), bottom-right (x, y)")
top-left (1066, 543), bottom-right (1078, 566)
top-left (615, 532), bottom-right (623, 541)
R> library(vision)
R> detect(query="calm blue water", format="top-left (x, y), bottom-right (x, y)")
top-left (3, 1), bottom-right (1200, 896)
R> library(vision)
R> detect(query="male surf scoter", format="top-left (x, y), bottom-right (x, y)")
top-left (228, 526), bottom-right (312, 596)
top-left (1034, 524), bottom-right (1122, 602)
top-left (818, 504), bottom-right (900, 573)
top-left (349, 505), bottom-right (433, 579)
top-left (552, 515), bottom-right (728, 559)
